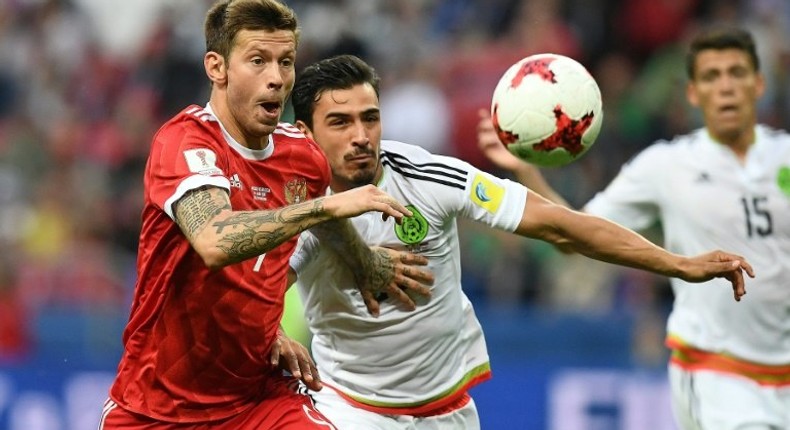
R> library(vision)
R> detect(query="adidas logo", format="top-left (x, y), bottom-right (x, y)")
top-left (229, 174), bottom-right (243, 189)
top-left (695, 172), bottom-right (711, 183)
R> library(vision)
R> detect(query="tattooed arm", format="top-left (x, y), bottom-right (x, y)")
top-left (173, 183), bottom-right (418, 270)
top-left (310, 220), bottom-right (434, 316)
top-left (174, 186), bottom-right (330, 269)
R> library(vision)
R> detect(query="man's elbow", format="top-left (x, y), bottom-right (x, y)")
top-left (191, 237), bottom-right (231, 270)
top-left (554, 241), bottom-right (576, 255)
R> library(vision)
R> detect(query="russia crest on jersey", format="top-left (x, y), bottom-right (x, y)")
top-left (285, 178), bottom-right (308, 204)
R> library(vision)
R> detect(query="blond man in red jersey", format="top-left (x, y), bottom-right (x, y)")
top-left (100, 1), bottom-right (432, 429)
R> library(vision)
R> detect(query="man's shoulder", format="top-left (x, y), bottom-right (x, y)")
top-left (381, 140), bottom-right (467, 169)
top-left (272, 122), bottom-right (308, 140)
top-left (636, 129), bottom-right (704, 159)
top-left (757, 124), bottom-right (790, 145)
top-left (380, 140), bottom-right (470, 189)
top-left (271, 122), bottom-right (322, 151)
top-left (657, 128), bottom-right (704, 148)
top-left (166, 105), bottom-right (218, 126)
top-left (155, 105), bottom-right (222, 143)
top-left (271, 123), bottom-right (328, 172)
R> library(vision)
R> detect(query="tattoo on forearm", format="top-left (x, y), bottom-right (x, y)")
top-left (311, 219), bottom-right (361, 256)
top-left (177, 188), bottom-right (330, 263)
top-left (213, 198), bottom-right (326, 262)
top-left (216, 228), bottom-right (288, 261)
top-left (175, 187), bottom-right (231, 240)
top-left (314, 220), bottom-right (395, 293)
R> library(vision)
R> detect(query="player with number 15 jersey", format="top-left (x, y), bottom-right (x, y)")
top-left (585, 125), bottom-right (790, 373)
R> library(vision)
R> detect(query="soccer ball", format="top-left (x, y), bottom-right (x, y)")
top-left (490, 53), bottom-right (603, 167)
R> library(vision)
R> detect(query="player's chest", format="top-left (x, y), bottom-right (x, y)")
top-left (665, 158), bottom-right (790, 239)
top-left (352, 194), bottom-right (447, 254)
top-left (225, 161), bottom-right (312, 210)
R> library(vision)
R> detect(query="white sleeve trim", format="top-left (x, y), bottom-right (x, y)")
top-left (163, 174), bottom-right (231, 220)
top-left (289, 232), bottom-right (318, 274)
top-left (503, 181), bottom-right (529, 232)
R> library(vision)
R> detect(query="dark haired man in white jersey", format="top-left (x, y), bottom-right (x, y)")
top-left (288, 53), bottom-right (753, 430)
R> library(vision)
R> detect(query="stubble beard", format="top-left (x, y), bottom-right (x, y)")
top-left (347, 167), bottom-right (377, 189)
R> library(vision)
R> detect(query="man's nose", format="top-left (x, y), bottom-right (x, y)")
top-left (267, 67), bottom-right (284, 90)
top-left (718, 74), bottom-right (736, 93)
top-left (351, 122), bottom-right (369, 146)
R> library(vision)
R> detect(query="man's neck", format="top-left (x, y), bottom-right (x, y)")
top-left (208, 99), bottom-right (269, 150)
top-left (329, 163), bottom-right (384, 193)
top-left (710, 126), bottom-right (755, 161)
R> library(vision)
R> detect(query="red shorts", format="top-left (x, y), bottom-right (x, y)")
top-left (100, 377), bottom-right (336, 430)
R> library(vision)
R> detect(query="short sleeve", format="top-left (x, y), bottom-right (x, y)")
top-left (289, 231), bottom-right (319, 275)
top-left (436, 154), bottom-right (528, 232)
top-left (584, 143), bottom-right (666, 231)
top-left (148, 119), bottom-right (231, 219)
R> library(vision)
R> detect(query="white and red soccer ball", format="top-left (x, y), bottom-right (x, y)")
top-left (490, 53), bottom-right (603, 167)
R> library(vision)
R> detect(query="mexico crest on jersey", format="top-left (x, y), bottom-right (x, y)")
top-left (285, 178), bottom-right (308, 204)
top-left (395, 205), bottom-right (429, 245)
top-left (779, 166), bottom-right (790, 197)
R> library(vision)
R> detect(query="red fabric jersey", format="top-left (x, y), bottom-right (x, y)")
top-left (110, 104), bottom-right (330, 423)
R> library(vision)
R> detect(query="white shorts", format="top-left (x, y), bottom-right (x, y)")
top-left (309, 387), bottom-right (480, 430)
top-left (668, 364), bottom-right (790, 430)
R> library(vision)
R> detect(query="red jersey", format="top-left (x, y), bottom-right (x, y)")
top-left (110, 104), bottom-right (331, 422)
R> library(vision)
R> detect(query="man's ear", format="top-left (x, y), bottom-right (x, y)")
top-left (204, 51), bottom-right (227, 86)
top-left (686, 81), bottom-right (699, 108)
top-left (754, 72), bottom-right (766, 99)
top-left (295, 120), bottom-right (313, 139)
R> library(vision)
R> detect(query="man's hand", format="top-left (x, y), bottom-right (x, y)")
top-left (679, 251), bottom-right (755, 301)
top-left (323, 184), bottom-right (414, 224)
top-left (358, 247), bottom-right (434, 316)
top-left (270, 329), bottom-right (321, 391)
top-left (477, 108), bottom-right (526, 172)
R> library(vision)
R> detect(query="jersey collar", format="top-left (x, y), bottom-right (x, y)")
top-left (205, 102), bottom-right (275, 161)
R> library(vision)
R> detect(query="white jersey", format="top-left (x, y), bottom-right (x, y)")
top-left (290, 140), bottom-right (528, 411)
top-left (585, 125), bottom-right (790, 366)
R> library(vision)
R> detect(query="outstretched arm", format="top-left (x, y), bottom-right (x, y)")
top-left (174, 183), bottom-right (414, 270)
top-left (516, 191), bottom-right (754, 301)
top-left (479, 109), bottom-right (754, 299)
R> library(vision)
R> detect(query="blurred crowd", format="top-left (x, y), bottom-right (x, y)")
top-left (0, 0), bottom-right (788, 364)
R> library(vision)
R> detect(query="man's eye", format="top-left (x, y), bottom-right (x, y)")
top-left (731, 68), bottom-right (749, 78)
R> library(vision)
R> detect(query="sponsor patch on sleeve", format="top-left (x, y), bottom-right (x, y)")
top-left (470, 173), bottom-right (504, 213)
top-left (183, 149), bottom-right (223, 176)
